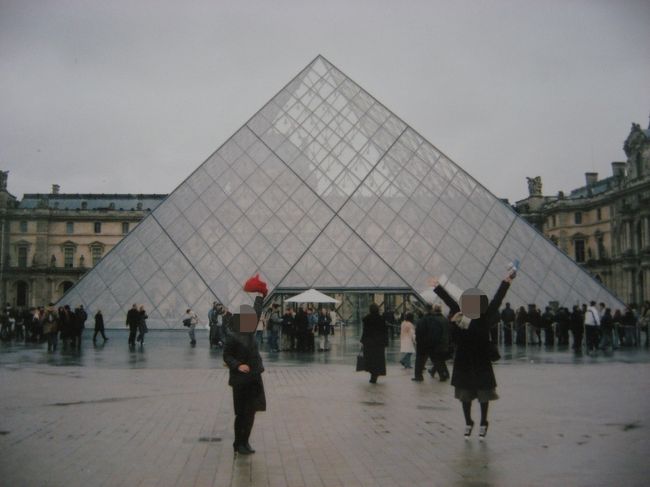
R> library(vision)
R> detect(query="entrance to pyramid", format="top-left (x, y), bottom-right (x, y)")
top-left (59, 55), bottom-right (624, 328)
top-left (267, 288), bottom-right (424, 330)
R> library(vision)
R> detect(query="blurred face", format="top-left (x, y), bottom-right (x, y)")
top-left (459, 289), bottom-right (487, 319)
top-left (236, 304), bottom-right (258, 333)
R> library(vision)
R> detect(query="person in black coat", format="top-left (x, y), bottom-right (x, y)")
top-left (360, 303), bottom-right (388, 384)
top-left (430, 271), bottom-right (515, 440)
top-left (93, 310), bottom-right (108, 343)
top-left (223, 295), bottom-right (266, 455)
top-left (125, 304), bottom-right (140, 347)
top-left (413, 304), bottom-right (449, 382)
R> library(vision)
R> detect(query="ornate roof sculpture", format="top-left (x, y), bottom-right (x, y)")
top-left (60, 56), bottom-right (624, 327)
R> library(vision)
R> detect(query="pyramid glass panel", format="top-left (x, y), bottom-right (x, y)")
top-left (60, 55), bottom-right (624, 326)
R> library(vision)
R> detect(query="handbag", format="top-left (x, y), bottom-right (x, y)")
top-left (356, 347), bottom-right (366, 372)
top-left (488, 342), bottom-right (501, 362)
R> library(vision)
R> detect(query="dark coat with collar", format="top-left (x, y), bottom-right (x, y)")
top-left (434, 281), bottom-right (510, 391)
top-left (222, 295), bottom-right (266, 412)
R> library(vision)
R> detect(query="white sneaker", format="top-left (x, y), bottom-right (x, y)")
top-left (464, 422), bottom-right (474, 439)
top-left (478, 422), bottom-right (488, 440)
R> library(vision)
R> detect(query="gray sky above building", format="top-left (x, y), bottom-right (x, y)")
top-left (1, 0), bottom-right (649, 203)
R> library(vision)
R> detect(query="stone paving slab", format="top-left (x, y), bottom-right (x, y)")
top-left (1, 345), bottom-right (649, 487)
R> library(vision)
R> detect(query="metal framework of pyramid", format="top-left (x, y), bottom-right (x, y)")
top-left (59, 55), bottom-right (624, 328)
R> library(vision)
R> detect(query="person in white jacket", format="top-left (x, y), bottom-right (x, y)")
top-left (399, 312), bottom-right (416, 368)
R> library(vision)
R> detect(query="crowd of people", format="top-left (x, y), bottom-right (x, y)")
top-left (0, 303), bottom-right (92, 351)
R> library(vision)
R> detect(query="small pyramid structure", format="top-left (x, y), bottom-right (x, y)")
top-left (60, 55), bottom-right (624, 327)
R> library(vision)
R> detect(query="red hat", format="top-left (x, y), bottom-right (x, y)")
top-left (243, 274), bottom-right (268, 297)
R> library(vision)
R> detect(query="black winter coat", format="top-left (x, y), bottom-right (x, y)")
top-left (223, 333), bottom-right (265, 387)
top-left (361, 313), bottom-right (388, 376)
top-left (434, 281), bottom-right (510, 391)
top-left (415, 311), bottom-right (449, 356)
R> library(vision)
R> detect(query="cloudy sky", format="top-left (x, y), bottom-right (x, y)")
top-left (1, 0), bottom-right (649, 204)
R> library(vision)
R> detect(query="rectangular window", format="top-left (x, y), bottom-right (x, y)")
top-left (94, 222), bottom-right (102, 234)
top-left (18, 247), bottom-right (28, 268)
top-left (596, 208), bottom-right (602, 221)
top-left (64, 247), bottom-right (74, 268)
top-left (552, 215), bottom-right (556, 227)
top-left (574, 212), bottom-right (582, 224)
top-left (19, 221), bottom-right (28, 233)
top-left (122, 222), bottom-right (129, 234)
top-left (66, 222), bottom-right (74, 234)
top-left (574, 239), bottom-right (585, 263)
top-left (91, 246), bottom-right (102, 266)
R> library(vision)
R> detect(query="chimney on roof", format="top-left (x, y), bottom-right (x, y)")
top-left (611, 162), bottom-right (626, 178)
top-left (51, 184), bottom-right (60, 195)
top-left (585, 172), bottom-right (598, 186)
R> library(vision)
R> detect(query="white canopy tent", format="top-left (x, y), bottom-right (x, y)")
top-left (285, 288), bottom-right (340, 304)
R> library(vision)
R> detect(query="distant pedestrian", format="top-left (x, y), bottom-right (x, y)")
top-left (500, 303), bottom-right (515, 346)
top-left (267, 304), bottom-right (281, 353)
top-left (584, 301), bottom-right (601, 353)
top-left (430, 269), bottom-right (515, 440)
top-left (571, 305), bottom-right (584, 352)
top-left (185, 308), bottom-right (199, 346)
top-left (399, 312), bottom-right (416, 368)
top-left (281, 307), bottom-right (294, 351)
top-left (515, 306), bottom-right (527, 346)
top-left (360, 303), bottom-right (388, 384)
top-left (43, 303), bottom-right (59, 352)
top-left (599, 308), bottom-right (613, 351)
top-left (137, 305), bottom-right (148, 345)
top-left (126, 304), bottom-right (139, 347)
top-left (74, 305), bottom-right (88, 350)
top-left (93, 310), bottom-right (108, 343)
top-left (316, 308), bottom-right (332, 351)
top-left (208, 302), bottom-right (225, 348)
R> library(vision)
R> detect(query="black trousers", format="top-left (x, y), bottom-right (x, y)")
top-left (503, 322), bottom-right (513, 345)
top-left (232, 384), bottom-right (257, 447)
top-left (93, 327), bottom-right (107, 340)
top-left (585, 326), bottom-right (600, 351)
top-left (128, 324), bottom-right (138, 345)
top-left (415, 350), bottom-right (449, 380)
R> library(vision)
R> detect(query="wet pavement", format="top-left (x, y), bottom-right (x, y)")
top-left (1, 328), bottom-right (649, 486)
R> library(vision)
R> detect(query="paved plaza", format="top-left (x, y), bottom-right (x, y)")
top-left (1, 329), bottom-right (649, 487)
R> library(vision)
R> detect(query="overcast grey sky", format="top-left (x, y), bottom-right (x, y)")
top-left (1, 0), bottom-right (649, 204)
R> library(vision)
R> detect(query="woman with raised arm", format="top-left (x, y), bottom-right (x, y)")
top-left (428, 270), bottom-right (515, 440)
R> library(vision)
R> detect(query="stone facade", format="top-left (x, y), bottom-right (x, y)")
top-left (0, 175), bottom-right (165, 308)
top-left (515, 120), bottom-right (650, 306)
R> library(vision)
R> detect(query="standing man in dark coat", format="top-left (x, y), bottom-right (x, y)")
top-left (430, 270), bottom-right (515, 440)
top-left (413, 304), bottom-right (449, 382)
top-left (360, 303), bottom-right (388, 384)
top-left (223, 290), bottom-right (266, 455)
top-left (125, 304), bottom-right (139, 347)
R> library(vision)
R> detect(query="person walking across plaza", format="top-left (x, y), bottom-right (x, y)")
top-left (267, 304), bottom-right (281, 353)
top-left (185, 308), bottom-right (199, 346)
top-left (412, 304), bottom-right (449, 381)
top-left (126, 304), bottom-right (140, 347)
top-left (399, 312), bottom-right (416, 368)
top-left (360, 303), bottom-right (388, 384)
top-left (430, 269), bottom-right (515, 440)
top-left (93, 310), bottom-right (108, 343)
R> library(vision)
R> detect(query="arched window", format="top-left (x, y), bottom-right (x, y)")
top-left (62, 281), bottom-right (74, 293)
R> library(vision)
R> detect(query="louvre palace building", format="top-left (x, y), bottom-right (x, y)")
top-left (2, 56), bottom-right (637, 327)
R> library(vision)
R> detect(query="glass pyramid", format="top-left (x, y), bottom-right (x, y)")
top-left (59, 55), bottom-right (624, 327)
